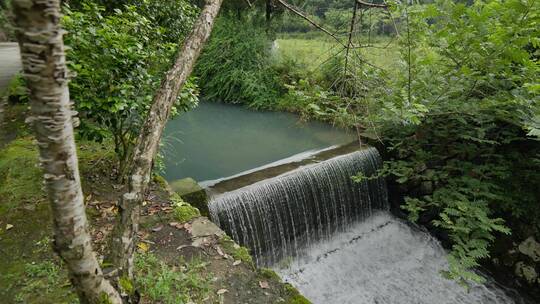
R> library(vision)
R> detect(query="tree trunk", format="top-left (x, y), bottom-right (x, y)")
top-left (11, 0), bottom-right (122, 303)
top-left (266, 0), bottom-right (272, 32)
top-left (109, 0), bottom-right (224, 279)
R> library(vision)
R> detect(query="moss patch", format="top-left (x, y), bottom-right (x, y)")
top-left (171, 193), bottom-right (201, 223)
top-left (218, 235), bottom-right (254, 267)
top-left (284, 283), bottom-right (312, 304)
top-left (0, 135), bottom-right (116, 303)
top-left (0, 235), bottom-right (78, 304)
top-left (152, 174), bottom-right (170, 191)
top-left (258, 268), bottom-right (282, 281)
top-left (0, 137), bottom-right (43, 214)
top-left (169, 178), bottom-right (209, 216)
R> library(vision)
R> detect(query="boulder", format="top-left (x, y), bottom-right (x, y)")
top-left (170, 178), bottom-right (209, 216)
top-left (515, 261), bottom-right (538, 284)
top-left (518, 237), bottom-right (540, 262)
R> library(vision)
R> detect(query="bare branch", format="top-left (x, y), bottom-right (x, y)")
top-left (275, 0), bottom-right (344, 46)
top-left (356, 0), bottom-right (388, 8)
top-left (344, 2), bottom-right (359, 78)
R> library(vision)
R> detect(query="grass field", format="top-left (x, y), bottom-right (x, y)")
top-left (275, 33), bottom-right (400, 74)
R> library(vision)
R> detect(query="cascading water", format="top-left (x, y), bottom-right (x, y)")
top-left (208, 147), bottom-right (527, 304)
top-left (209, 147), bottom-right (388, 266)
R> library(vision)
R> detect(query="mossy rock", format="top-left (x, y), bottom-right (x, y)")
top-left (171, 193), bottom-right (201, 223)
top-left (284, 283), bottom-right (311, 304)
top-left (170, 178), bottom-right (209, 216)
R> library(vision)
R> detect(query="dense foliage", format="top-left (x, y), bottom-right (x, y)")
top-left (195, 16), bottom-right (283, 109)
top-left (0, 0), bottom-right (14, 41)
top-left (63, 1), bottom-right (199, 175)
top-left (277, 0), bottom-right (395, 35)
top-left (278, 0), bottom-right (540, 286)
top-left (386, 0), bottom-right (540, 285)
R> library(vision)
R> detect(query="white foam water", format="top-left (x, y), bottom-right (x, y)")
top-left (274, 212), bottom-right (525, 304)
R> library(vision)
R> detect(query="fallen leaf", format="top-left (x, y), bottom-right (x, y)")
top-left (6, 224), bottom-right (14, 230)
top-left (233, 260), bottom-right (241, 266)
top-left (137, 242), bottom-right (149, 253)
top-left (259, 281), bottom-right (269, 289)
top-left (151, 225), bottom-right (163, 232)
top-left (183, 223), bottom-right (192, 234)
top-left (216, 289), bottom-right (228, 295)
top-left (215, 246), bottom-right (225, 257)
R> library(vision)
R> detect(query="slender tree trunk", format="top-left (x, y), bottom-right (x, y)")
top-left (266, 0), bottom-right (272, 33)
top-left (11, 1), bottom-right (122, 303)
top-left (109, 0), bottom-right (224, 279)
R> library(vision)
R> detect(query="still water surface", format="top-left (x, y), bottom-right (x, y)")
top-left (162, 102), bottom-right (354, 182)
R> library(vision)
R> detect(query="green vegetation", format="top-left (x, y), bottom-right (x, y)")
top-left (1, 236), bottom-right (78, 304)
top-left (2, 0), bottom-right (539, 300)
top-left (284, 283), bottom-right (312, 304)
top-left (280, 0), bottom-right (540, 286)
top-left (197, 0), bottom-right (539, 288)
top-left (275, 37), bottom-right (338, 71)
top-left (15, 261), bottom-right (76, 304)
top-left (0, 0), bottom-right (14, 41)
top-left (277, 0), bottom-right (395, 36)
top-left (4, 74), bottom-right (28, 103)
top-left (219, 235), bottom-right (254, 266)
top-left (0, 136), bottom-right (116, 215)
top-left (196, 16), bottom-right (282, 109)
top-left (0, 138), bottom-right (43, 213)
top-left (134, 253), bottom-right (212, 304)
top-left (62, 0), bottom-right (199, 175)
top-left (171, 193), bottom-right (201, 223)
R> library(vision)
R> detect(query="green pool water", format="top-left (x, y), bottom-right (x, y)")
top-left (162, 102), bottom-right (354, 183)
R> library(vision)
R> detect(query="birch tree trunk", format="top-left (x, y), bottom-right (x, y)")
top-left (11, 1), bottom-right (122, 303)
top-left (109, 0), bottom-right (224, 279)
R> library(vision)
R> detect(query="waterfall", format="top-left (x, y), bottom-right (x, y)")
top-left (209, 147), bottom-right (388, 266)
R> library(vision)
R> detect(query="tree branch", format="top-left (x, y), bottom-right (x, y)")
top-left (356, 0), bottom-right (388, 8)
top-left (275, 0), bottom-right (344, 46)
top-left (108, 0), bottom-right (224, 282)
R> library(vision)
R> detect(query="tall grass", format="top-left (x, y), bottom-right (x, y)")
top-left (195, 17), bottom-right (282, 109)
top-left (276, 33), bottom-right (400, 73)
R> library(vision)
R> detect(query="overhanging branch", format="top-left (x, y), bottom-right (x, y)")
top-left (275, 0), bottom-right (344, 46)
top-left (356, 0), bottom-right (388, 8)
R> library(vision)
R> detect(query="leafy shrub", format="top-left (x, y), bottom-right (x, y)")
top-left (195, 16), bottom-right (283, 109)
top-left (372, 0), bottom-right (540, 285)
top-left (0, 0), bottom-right (14, 42)
top-left (4, 74), bottom-right (28, 103)
top-left (283, 0), bottom-right (539, 286)
top-left (63, 1), bottom-right (199, 176)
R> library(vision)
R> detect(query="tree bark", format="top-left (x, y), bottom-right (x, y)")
top-left (109, 0), bottom-right (224, 279)
top-left (11, 1), bottom-right (122, 303)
